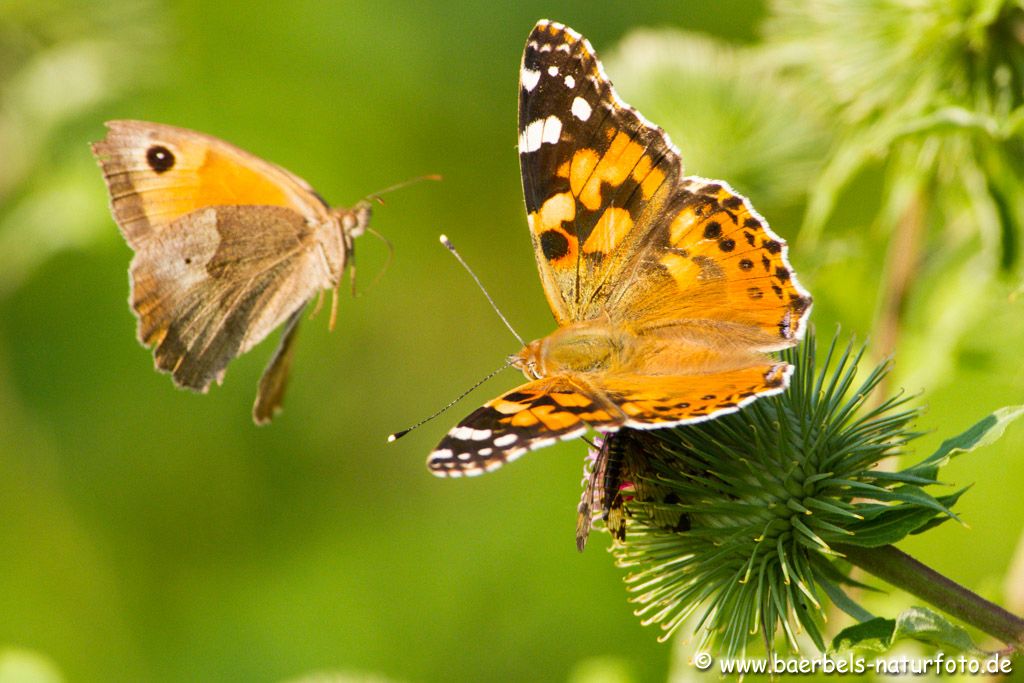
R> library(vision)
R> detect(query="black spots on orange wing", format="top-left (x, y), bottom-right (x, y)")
top-left (739, 258), bottom-right (754, 271)
top-left (146, 145), bottom-right (174, 173)
top-left (775, 266), bottom-right (791, 282)
top-left (763, 239), bottom-right (782, 255)
top-left (722, 195), bottom-right (743, 210)
top-left (743, 231), bottom-right (756, 247)
top-left (761, 255), bottom-right (771, 272)
top-left (747, 286), bottom-right (764, 300)
top-left (703, 221), bottom-right (722, 239)
top-left (540, 230), bottom-right (570, 261)
top-left (700, 183), bottom-right (722, 196)
top-left (790, 294), bottom-right (812, 314)
top-left (719, 238), bottom-right (736, 253)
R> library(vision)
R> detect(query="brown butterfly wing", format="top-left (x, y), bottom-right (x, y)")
top-left (252, 307), bottom-right (304, 425)
top-left (131, 204), bottom-right (333, 392)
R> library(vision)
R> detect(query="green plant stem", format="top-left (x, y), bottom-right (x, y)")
top-left (837, 543), bottom-right (1024, 650)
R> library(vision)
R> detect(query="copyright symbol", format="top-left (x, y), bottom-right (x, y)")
top-left (693, 652), bottom-right (713, 671)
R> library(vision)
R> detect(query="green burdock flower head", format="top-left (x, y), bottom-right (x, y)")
top-left (590, 329), bottom-right (1023, 658)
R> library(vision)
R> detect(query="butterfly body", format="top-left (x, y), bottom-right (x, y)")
top-left (92, 120), bottom-right (372, 423)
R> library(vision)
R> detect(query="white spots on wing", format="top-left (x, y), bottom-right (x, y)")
top-left (539, 43), bottom-right (553, 53)
top-left (494, 434), bottom-right (518, 447)
top-left (556, 43), bottom-right (571, 53)
top-left (431, 448), bottom-right (453, 460)
top-left (478, 447), bottom-right (493, 456)
top-left (449, 426), bottom-right (493, 441)
top-left (547, 65), bottom-right (559, 76)
top-left (571, 96), bottom-right (592, 121)
top-left (456, 452), bottom-right (472, 461)
top-left (564, 75), bottom-right (575, 89)
top-left (542, 116), bottom-right (562, 144)
top-left (530, 437), bottom-right (556, 449)
top-left (518, 115), bottom-right (562, 153)
top-left (505, 447), bottom-right (527, 463)
top-left (521, 67), bottom-right (541, 92)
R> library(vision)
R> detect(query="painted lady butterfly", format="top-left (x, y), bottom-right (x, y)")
top-left (428, 20), bottom-right (811, 477)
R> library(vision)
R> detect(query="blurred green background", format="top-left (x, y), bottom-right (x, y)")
top-left (1, 1), bottom-right (1022, 681)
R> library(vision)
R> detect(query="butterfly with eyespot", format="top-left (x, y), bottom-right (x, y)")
top-left (425, 21), bottom-right (812, 477)
top-left (92, 120), bottom-right (379, 424)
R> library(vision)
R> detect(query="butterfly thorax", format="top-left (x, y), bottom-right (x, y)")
top-left (318, 202), bottom-right (371, 282)
top-left (515, 321), bottom-right (628, 380)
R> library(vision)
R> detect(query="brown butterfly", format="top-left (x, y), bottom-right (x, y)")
top-left (92, 120), bottom-right (375, 424)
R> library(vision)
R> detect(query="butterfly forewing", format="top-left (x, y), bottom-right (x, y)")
top-left (519, 22), bottom-right (682, 324)
top-left (428, 377), bottom-right (620, 477)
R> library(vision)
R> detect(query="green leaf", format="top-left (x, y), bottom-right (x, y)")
top-left (893, 606), bottom-right (979, 654)
top-left (839, 507), bottom-right (947, 548)
top-left (904, 405), bottom-right (1024, 481)
top-left (831, 617), bottom-right (896, 655)
top-left (830, 607), bottom-right (979, 656)
top-left (816, 575), bottom-right (876, 623)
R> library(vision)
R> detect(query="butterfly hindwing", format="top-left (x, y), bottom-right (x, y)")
top-left (607, 179), bottom-right (812, 347)
top-left (597, 363), bottom-right (791, 428)
top-left (131, 204), bottom-right (332, 392)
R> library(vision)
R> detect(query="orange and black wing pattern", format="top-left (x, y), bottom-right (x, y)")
top-left (519, 20), bottom-right (682, 324)
top-left (428, 377), bottom-right (625, 477)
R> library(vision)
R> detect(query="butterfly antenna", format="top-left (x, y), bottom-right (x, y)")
top-left (364, 174), bottom-right (442, 205)
top-left (387, 358), bottom-right (516, 442)
top-left (352, 226), bottom-right (394, 298)
top-left (440, 234), bottom-right (526, 347)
